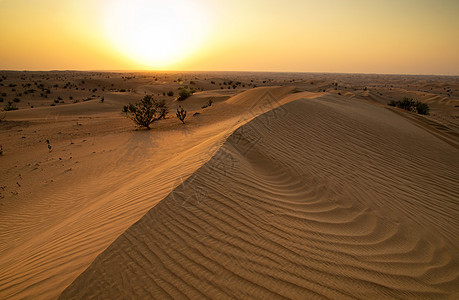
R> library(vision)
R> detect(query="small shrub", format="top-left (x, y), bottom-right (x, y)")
top-left (4, 101), bottom-right (18, 111)
top-left (201, 99), bottom-right (213, 109)
top-left (176, 106), bottom-right (187, 124)
top-left (54, 99), bottom-right (59, 103)
top-left (124, 95), bottom-right (168, 129)
top-left (167, 90), bottom-right (174, 97)
top-left (156, 99), bottom-right (168, 120)
top-left (177, 89), bottom-right (193, 101)
top-left (13, 98), bottom-right (20, 103)
top-left (415, 101), bottom-right (429, 115)
top-left (100, 97), bottom-right (104, 103)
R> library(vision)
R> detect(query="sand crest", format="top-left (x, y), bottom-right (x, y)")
top-left (60, 95), bottom-right (459, 299)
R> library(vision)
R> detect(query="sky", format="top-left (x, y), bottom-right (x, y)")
top-left (0, 0), bottom-right (458, 74)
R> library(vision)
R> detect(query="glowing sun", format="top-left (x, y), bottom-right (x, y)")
top-left (103, 0), bottom-right (209, 68)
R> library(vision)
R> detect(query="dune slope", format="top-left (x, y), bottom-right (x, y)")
top-left (0, 87), bottom-right (304, 299)
top-left (60, 96), bottom-right (459, 299)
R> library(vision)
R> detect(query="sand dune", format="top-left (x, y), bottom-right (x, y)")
top-left (1, 72), bottom-right (458, 299)
top-left (0, 86), bottom-right (302, 299)
top-left (60, 95), bottom-right (459, 299)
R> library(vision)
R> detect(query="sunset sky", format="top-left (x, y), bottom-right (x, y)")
top-left (1, 0), bottom-right (458, 74)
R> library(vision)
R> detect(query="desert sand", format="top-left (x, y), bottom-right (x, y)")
top-left (0, 71), bottom-right (458, 299)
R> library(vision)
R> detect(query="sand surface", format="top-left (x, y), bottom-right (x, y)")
top-left (0, 71), bottom-right (458, 299)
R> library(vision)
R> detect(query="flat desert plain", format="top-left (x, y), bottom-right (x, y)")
top-left (0, 71), bottom-right (458, 299)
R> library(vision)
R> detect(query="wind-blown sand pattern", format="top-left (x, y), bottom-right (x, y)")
top-left (60, 95), bottom-right (459, 299)
top-left (0, 83), bottom-right (300, 299)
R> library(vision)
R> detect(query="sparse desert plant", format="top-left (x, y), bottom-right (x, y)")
top-left (100, 96), bottom-right (104, 103)
top-left (201, 99), bottom-right (213, 109)
top-left (13, 97), bottom-right (20, 103)
top-left (46, 139), bottom-right (52, 151)
top-left (124, 95), bottom-right (168, 129)
top-left (176, 106), bottom-right (187, 124)
top-left (156, 99), bottom-right (168, 120)
top-left (0, 145), bottom-right (3, 155)
top-left (177, 88), bottom-right (193, 101)
top-left (4, 101), bottom-right (18, 111)
top-left (414, 101), bottom-right (429, 115)
top-left (0, 97), bottom-right (3, 103)
top-left (167, 90), bottom-right (174, 97)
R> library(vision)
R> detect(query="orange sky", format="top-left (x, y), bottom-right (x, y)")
top-left (1, 0), bottom-right (458, 74)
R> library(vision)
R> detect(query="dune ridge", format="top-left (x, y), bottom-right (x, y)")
top-left (0, 86), bottom-right (308, 299)
top-left (60, 96), bottom-right (459, 299)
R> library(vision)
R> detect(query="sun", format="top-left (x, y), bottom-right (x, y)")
top-left (103, 0), bottom-right (209, 68)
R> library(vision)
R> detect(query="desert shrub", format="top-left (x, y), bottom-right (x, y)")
top-left (100, 96), bottom-right (104, 103)
top-left (0, 98), bottom-right (3, 103)
top-left (415, 101), bottom-right (429, 115)
top-left (156, 99), bottom-right (168, 120)
top-left (0, 145), bottom-right (3, 155)
top-left (4, 101), bottom-right (18, 111)
top-left (54, 99), bottom-right (59, 103)
top-left (124, 95), bottom-right (168, 129)
top-left (388, 97), bottom-right (429, 115)
top-left (201, 99), bottom-right (213, 109)
top-left (167, 90), bottom-right (174, 97)
top-left (176, 106), bottom-right (187, 124)
top-left (13, 98), bottom-right (20, 103)
top-left (177, 89), bottom-right (193, 101)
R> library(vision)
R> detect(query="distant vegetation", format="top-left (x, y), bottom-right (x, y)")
top-left (177, 88), bottom-right (194, 101)
top-left (201, 99), bottom-right (213, 109)
top-left (389, 97), bottom-right (430, 115)
top-left (4, 101), bottom-right (18, 111)
top-left (124, 95), bottom-right (168, 129)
